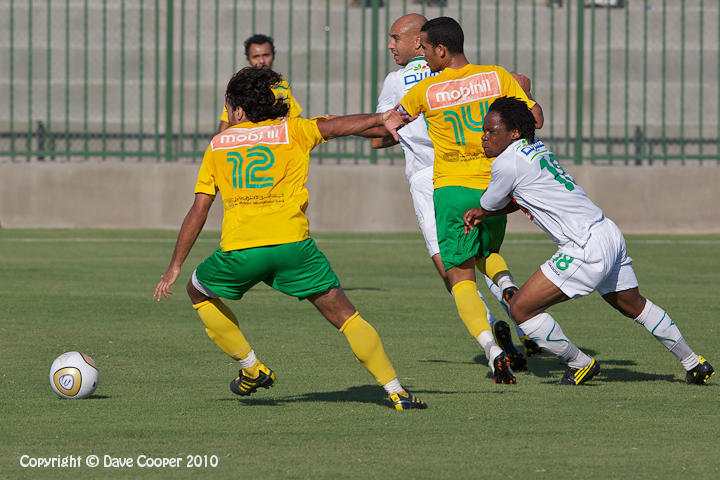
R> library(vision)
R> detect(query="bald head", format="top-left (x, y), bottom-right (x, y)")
top-left (388, 14), bottom-right (428, 66)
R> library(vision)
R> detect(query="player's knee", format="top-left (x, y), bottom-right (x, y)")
top-left (509, 301), bottom-right (530, 323)
top-left (186, 278), bottom-right (208, 304)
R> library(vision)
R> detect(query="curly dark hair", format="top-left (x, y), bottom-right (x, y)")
top-left (421, 16), bottom-right (464, 54)
top-left (244, 34), bottom-right (275, 58)
top-left (225, 67), bottom-right (289, 123)
top-left (487, 96), bottom-right (536, 143)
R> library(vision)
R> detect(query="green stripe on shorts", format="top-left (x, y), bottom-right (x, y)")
top-left (433, 186), bottom-right (507, 270)
top-left (195, 238), bottom-right (339, 300)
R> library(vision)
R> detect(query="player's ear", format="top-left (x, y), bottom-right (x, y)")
top-left (510, 129), bottom-right (521, 140)
top-left (437, 44), bottom-right (447, 58)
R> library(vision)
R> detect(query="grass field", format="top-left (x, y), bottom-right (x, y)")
top-left (1, 229), bottom-right (719, 479)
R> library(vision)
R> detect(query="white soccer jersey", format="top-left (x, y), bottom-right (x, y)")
top-left (480, 139), bottom-right (604, 247)
top-left (376, 57), bottom-right (437, 180)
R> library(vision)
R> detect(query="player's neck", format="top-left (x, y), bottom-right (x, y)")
top-left (444, 54), bottom-right (469, 71)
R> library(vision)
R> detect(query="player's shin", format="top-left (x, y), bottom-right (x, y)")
top-left (477, 253), bottom-right (517, 292)
top-left (634, 299), bottom-right (699, 370)
top-left (452, 280), bottom-right (502, 361)
top-left (339, 312), bottom-right (398, 387)
top-left (519, 312), bottom-right (591, 368)
top-left (194, 299), bottom-right (254, 365)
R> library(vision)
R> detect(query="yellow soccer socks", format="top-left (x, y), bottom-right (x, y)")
top-left (452, 280), bottom-right (492, 339)
top-left (193, 299), bottom-right (253, 363)
top-left (452, 280), bottom-right (503, 362)
top-left (339, 312), bottom-right (398, 387)
top-left (476, 253), bottom-right (516, 292)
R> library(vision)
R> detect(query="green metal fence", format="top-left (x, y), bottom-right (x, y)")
top-left (1, 0), bottom-right (719, 165)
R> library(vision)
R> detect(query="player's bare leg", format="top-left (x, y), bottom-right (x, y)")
top-left (603, 288), bottom-right (714, 385)
top-left (510, 270), bottom-right (599, 385)
top-left (308, 286), bottom-right (427, 409)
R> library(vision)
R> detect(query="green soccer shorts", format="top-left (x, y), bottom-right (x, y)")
top-left (193, 238), bottom-right (339, 300)
top-left (433, 185), bottom-right (507, 271)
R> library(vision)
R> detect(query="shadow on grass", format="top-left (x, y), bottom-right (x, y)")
top-left (219, 385), bottom-right (452, 407)
top-left (499, 349), bottom-right (681, 384)
top-left (418, 358), bottom-right (479, 366)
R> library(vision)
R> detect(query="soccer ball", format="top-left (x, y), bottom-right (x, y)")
top-left (49, 351), bottom-right (99, 399)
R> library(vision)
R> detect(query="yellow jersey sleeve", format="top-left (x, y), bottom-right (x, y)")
top-left (400, 81), bottom-right (427, 118)
top-left (496, 66), bottom-right (536, 110)
top-left (195, 145), bottom-right (219, 196)
top-left (289, 116), bottom-right (326, 149)
top-left (220, 106), bottom-right (229, 123)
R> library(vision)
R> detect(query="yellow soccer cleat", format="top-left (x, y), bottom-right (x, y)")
top-left (230, 363), bottom-right (277, 396)
top-left (558, 358), bottom-right (600, 385)
top-left (686, 356), bottom-right (714, 385)
top-left (389, 390), bottom-right (427, 410)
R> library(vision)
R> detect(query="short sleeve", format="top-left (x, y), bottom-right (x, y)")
top-left (400, 82), bottom-right (426, 118)
top-left (288, 117), bottom-right (326, 152)
top-left (194, 145), bottom-right (219, 196)
top-left (498, 66), bottom-right (536, 110)
top-left (220, 106), bottom-right (228, 123)
top-left (376, 73), bottom-right (397, 113)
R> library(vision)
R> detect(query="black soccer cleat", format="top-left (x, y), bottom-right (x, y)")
top-left (519, 335), bottom-right (543, 357)
top-left (502, 286), bottom-right (519, 305)
top-left (492, 352), bottom-right (517, 384)
top-left (492, 320), bottom-right (528, 371)
top-left (686, 356), bottom-right (714, 385)
top-left (558, 358), bottom-right (600, 385)
top-left (230, 363), bottom-right (277, 396)
top-left (389, 390), bottom-right (428, 410)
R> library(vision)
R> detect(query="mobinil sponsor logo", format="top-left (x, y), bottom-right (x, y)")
top-left (212, 123), bottom-right (289, 151)
top-left (426, 72), bottom-right (501, 110)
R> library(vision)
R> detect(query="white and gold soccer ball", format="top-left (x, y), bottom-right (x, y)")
top-left (49, 351), bottom-right (99, 399)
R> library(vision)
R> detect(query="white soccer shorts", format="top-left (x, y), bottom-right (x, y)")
top-left (408, 166), bottom-right (440, 257)
top-left (540, 217), bottom-right (639, 298)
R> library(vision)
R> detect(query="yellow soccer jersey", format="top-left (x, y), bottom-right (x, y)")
top-left (220, 78), bottom-right (302, 123)
top-left (195, 117), bottom-right (326, 251)
top-left (401, 64), bottom-right (535, 190)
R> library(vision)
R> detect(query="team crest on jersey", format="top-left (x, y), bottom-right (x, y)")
top-left (211, 123), bottom-right (289, 151)
top-left (403, 63), bottom-right (437, 91)
top-left (426, 72), bottom-right (501, 110)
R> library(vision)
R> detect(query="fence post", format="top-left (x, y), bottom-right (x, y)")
top-left (164, 0), bottom-right (174, 162)
top-left (574, 0), bottom-right (584, 165)
top-left (369, 0), bottom-right (380, 165)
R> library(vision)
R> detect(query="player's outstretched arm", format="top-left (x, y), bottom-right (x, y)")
top-left (317, 105), bottom-right (410, 141)
top-left (154, 193), bottom-right (215, 301)
top-left (370, 135), bottom-right (400, 149)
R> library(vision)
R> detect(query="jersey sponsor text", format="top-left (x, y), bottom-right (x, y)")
top-left (211, 123), bottom-right (289, 151)
top-left (426, 72), bottom-right (501, 110)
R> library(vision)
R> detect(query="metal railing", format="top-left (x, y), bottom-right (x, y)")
top-left (1, 0), bottom-right (718, 165)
